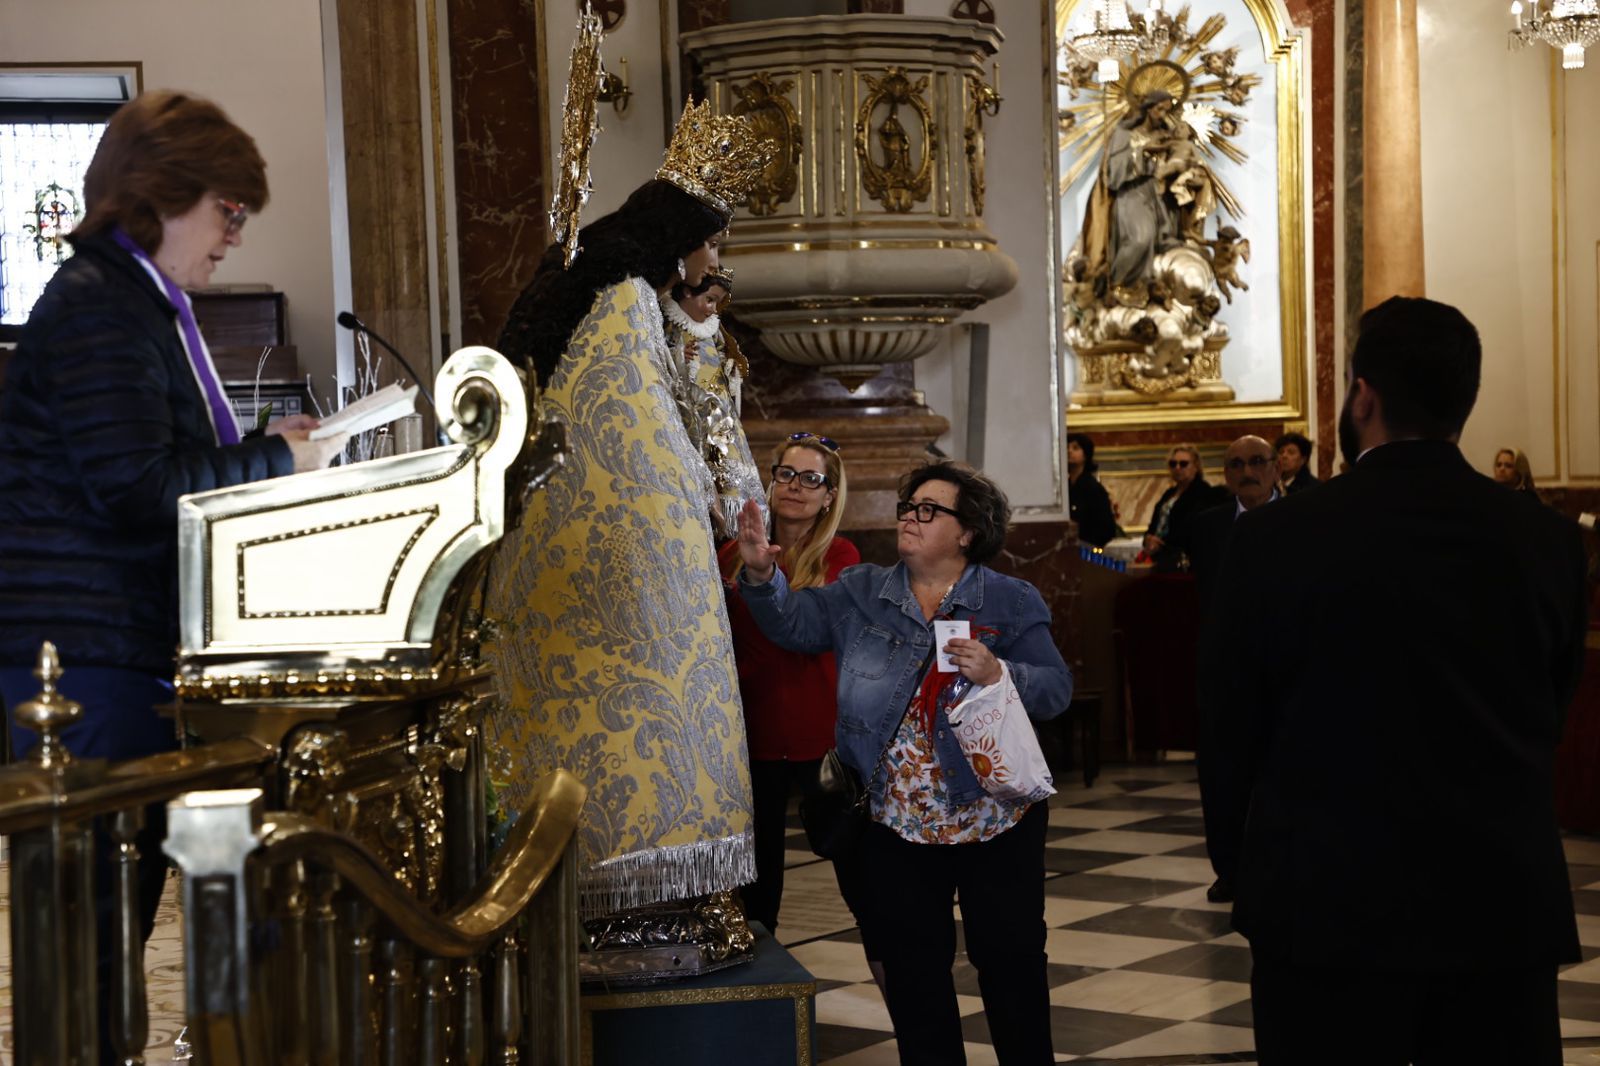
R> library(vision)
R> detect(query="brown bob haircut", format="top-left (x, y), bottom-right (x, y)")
top-left (900, 460), bottom-right (1012, 565)
top-left (70, 90), bottom-right (268, 255)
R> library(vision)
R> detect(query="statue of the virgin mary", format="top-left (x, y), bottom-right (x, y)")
top-left (487, 98), bottom-right (775, 919)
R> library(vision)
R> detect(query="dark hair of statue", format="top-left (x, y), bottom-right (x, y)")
top-left (1351, 296), bottom-right (1481, 440)
top-left (496, 179), bottom-right (728, 386)
top-left (900, 460), bottom-right (1011, 565)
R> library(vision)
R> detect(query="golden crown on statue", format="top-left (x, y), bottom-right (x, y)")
top-left (657, 99), bottom-right (777, 219)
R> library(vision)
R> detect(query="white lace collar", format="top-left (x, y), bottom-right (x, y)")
top-left (660, 294), bottom-right (721, 341)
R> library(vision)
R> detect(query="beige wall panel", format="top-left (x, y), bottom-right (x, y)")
top-left (1417, 0), bottom-right (1558, 481)
top-left (1564, 64), bottom-right (1600, 482)
top-left (0, 0), bottom-right (342, 388)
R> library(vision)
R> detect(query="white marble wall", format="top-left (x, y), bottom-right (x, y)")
top-left (1417, 1), bottom-right (1600, 487)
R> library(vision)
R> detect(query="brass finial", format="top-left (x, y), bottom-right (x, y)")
top-left (11, 641), bottom-right (83, 769)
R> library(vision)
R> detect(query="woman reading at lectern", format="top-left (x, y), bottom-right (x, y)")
top-left (487, 101), bottom-right (777, 917)
top-left (0, 89), bottom-right (347, 1062)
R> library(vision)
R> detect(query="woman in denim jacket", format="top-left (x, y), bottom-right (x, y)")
top-left (737, 460), bottom-right (1072, 1065)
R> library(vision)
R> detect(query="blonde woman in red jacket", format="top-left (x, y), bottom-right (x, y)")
top-left (719, 433), bottom-right (868, 947)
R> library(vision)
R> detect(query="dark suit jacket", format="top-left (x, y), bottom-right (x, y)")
top-left (1069, 471), bottom-right (1118, 547)
top-left (0, 235), bottom-right (292, 674)
top-left (1171, 500), bottom-right (1236, 621)
top-left (1282, 469), bottom-right (1321, 494)
top-left (1207, 440), bottom-right (1587, 972)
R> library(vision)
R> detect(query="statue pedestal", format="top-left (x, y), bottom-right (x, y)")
top-left (582, 926), bottom-right (815, 1066)
top-left (1068, 339), bottom-right (1236, 408)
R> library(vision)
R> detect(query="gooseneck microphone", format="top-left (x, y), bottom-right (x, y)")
top-left (336, 312), bottom-right (447, 445)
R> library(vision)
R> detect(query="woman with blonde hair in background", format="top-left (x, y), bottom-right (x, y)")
top-left (718, 432), bottom-right (869, 945)
top-left (1492, 447), bottom-right (1538, 497)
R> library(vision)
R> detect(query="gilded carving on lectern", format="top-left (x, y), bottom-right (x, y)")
top-left (856, 67), bottom-right (936, 213)
top-left (1060, 5), bottom-right (1261, 407)
top-left (731, 72), bottom-right (801, 215)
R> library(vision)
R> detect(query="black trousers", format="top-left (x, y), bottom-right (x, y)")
top-left (1250, 951), bottom-right (1562, 1065)
top-left (743, 757), bottom-right (875, 954)
top-left (859, 801), bottom-right (1052, 1066)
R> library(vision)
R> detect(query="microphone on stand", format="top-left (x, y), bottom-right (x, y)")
top-left (335, 311), bottom-right (446, 445)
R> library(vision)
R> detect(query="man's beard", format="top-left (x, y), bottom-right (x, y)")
top-left (1338, 393), bottom-right (1361, 467)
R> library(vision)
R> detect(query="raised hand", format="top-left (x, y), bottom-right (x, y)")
top-left (736, 497), bottom-right (782, 582)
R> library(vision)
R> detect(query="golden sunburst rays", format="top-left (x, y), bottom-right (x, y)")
top-left (1056, 4), bottom-right (1261, 211)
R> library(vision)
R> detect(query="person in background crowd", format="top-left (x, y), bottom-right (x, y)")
top-left (1068, 431), bottom-right (1119, 547)
top-left (718, 433), bottom-right (870, 963)
top-left (1144, 443), bottom-right (1222, 569)
top-left (737, 460), bottom-right (1071, 1066)
top-left (0, 89), bottom-right (348, 1066)
top-left (1274, 431), bottom-right (1320, 494)
top-left (1208, 297), bottom-right (1588, 1064)
top-left (1169, 435), bottom-right (1280, 906)
top-left (1493, 447), bottom-right (1539, 497)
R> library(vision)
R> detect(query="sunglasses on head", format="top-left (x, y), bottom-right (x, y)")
top-left (788, 431), bottom-right (839, 453)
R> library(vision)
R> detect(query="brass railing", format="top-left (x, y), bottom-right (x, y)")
top-left (0, 644), bottom-right (586, 1066)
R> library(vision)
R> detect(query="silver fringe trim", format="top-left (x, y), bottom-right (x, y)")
top-left (580, 831), bottom-right (756, 919)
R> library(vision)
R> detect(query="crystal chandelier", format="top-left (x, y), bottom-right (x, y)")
top-left (1066, 0), bottom-right (1181, 84)
top-left (1509, 0), bottom-right (1600, 70)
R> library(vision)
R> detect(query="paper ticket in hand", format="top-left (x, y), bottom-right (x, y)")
top-left (933, 620), bottom-right (970, 673)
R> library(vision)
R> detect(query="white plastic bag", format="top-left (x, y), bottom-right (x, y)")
top-left (945, 662), bottom-right (1056, 804)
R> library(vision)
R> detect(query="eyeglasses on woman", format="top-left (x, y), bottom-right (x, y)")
top-left (772, 465), bottom-right (830, 490)
top-left (896, 499), bottom-right (961, 523)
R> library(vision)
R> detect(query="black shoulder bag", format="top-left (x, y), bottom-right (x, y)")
top-left (799, 645), bottom-right (934, 860)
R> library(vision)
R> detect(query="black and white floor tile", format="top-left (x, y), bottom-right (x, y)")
top-left (774, 760), bottom-right (1600, 1065)
top-left (6, 760), bottom-right (1600, 1064)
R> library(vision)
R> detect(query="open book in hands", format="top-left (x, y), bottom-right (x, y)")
top-left (309, 383), bottom-right (420, 441)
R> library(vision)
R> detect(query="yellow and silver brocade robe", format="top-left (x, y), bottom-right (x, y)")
top-left (485, 277), bottom-right (754, 915)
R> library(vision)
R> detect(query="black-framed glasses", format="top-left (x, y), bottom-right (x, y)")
top-left (1167, 458), bottom-right (1192, 469)
top-left (772, 465), bottom-right (829, 490)
top-left (216, 197), bottom-right (249, 236)
top-left (1224, 455), bottom-right (1275, 473)
top-left (896, 499), bottom-right (961, 524)
top-left (788, 431), bottom-right (839, 453)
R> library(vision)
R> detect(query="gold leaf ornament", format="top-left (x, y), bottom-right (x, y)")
top-left (550, 3), bottom-right (606, 268)
top-left (657, 98), bottom-right (780, 220)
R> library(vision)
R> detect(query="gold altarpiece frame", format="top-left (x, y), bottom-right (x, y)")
top-left (1056, 0), bottom-right (1311, 431)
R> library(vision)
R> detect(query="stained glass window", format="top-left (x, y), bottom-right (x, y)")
top-left (0, 120), bottom-right (106, 324)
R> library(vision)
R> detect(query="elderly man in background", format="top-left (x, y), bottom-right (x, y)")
top-left (1171, 435), bottom-right (1280, 904)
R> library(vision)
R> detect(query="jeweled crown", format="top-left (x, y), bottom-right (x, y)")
top-left (657, 99), bottom-right (777, 220)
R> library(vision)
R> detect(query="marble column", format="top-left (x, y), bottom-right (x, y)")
top-left (1362, 0), bottom-right (1426, 303)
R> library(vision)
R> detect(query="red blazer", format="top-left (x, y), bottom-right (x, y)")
top-left (718, 535), bottom-right (860, 761)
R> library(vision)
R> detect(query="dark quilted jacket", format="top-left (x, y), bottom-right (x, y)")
top-left (0, 234), bottom-right (294, 676)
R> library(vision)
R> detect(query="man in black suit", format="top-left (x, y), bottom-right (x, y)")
top-left (1172, 435), bottom-right (1280, 904)
top-left (1208, 297), bottom-right (1588, 1064)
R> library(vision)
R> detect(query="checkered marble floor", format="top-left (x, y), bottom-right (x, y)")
top-left (6, 761), bottom-right (1600, 1065)
top-left (774, 760), bottom-right (1600, 1065)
